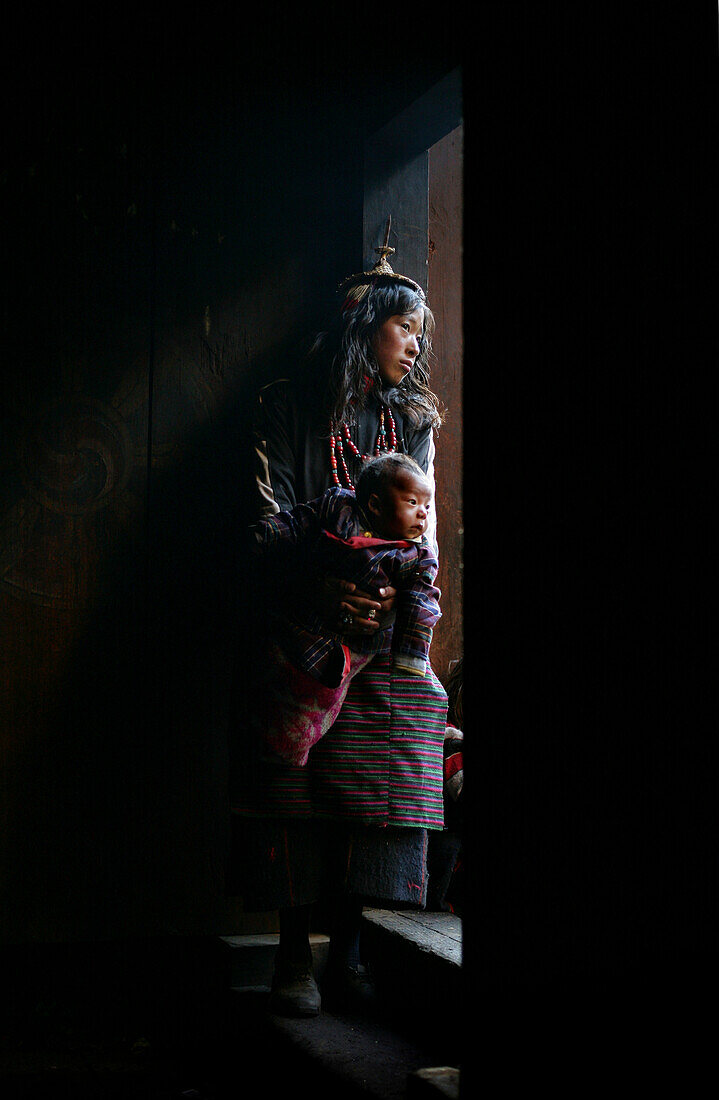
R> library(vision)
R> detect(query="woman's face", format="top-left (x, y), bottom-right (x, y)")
top-left (371, 309), bottom-right (424, 387)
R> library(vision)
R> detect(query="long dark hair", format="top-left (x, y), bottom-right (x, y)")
top-left (305, 283), bottom-right (445, 431)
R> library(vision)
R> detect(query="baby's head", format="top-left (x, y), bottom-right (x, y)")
top-left (355, 453), bottom-right (433, 541)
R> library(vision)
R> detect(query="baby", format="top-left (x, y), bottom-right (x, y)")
top-left (250, 452), bottom-right (442, 765)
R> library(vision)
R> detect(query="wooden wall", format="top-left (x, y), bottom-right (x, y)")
top-left (362, 74), bottom-right (463, 686)
top-left (429, 125), bottom-right (464, 686)
top-left (0, 19), bottom-right (460, 945)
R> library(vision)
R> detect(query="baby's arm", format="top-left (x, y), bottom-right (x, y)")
top-left (250, 496), bottom-right (324, 552)
top-left (390, 548), bottom-right (442, 676)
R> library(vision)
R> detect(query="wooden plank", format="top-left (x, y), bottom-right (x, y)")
top-left (363, 152), bottom-right (429, 294)
top-left (363, 909), bottom-right (462, 966)
top-left (362, 69), bottom-right (461, 292)
top-left (428, 124), bottom-right (464, 687)
top-left (220, 933), bottom-right (328, 948)
top-left (397, 911), bottom-right (463, 943)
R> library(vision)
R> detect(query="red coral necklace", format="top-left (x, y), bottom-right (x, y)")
top-left (330, 406), bottom-right (398, 491)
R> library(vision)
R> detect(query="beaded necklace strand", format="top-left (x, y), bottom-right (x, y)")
top-left (330, 406), bottom-right (398, 491)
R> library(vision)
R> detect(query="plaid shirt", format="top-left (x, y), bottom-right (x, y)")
top-left (252, 486), bottom-right (441, 681)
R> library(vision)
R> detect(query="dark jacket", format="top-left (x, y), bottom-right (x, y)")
top-left (253, 378), bottom-right (438, 552)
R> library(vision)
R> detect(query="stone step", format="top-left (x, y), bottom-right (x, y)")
top-left (407, 1066), bottom-right (460, 1099)
top-left (362, 909), bottom-right (462, 968)
top-left (218, 931), bottom-right (330, 991)
top-left (360, 909), bottom-right (462, 1055)
top-left (217, 911), bottom-right (463, 1097)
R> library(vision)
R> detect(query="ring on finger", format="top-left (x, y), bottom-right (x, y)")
top-left (367, 609), bottom-right (377, 620)
top-left (339, 610), bottom-right (353, 627)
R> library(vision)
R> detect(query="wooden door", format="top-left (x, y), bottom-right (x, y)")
top-left (362, 76), bottom-right (463, 687)
top-left (428, 125), bottom-right (464, 685)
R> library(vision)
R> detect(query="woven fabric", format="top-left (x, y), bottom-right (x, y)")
top-left (228, 817), bottom-right (431, 910)
top-left (230, 653), bottom-right (448, 830)
top-left (260, 642), bottom-right (372, 767)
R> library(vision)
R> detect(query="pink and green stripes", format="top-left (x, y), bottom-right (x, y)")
top-left (232, 654), bottom-right (448, 831)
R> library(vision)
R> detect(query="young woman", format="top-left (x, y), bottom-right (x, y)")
top-left (230, 238), bottom-right (448, 1017)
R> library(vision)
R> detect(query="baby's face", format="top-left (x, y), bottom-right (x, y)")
top-left (373, 471), bottom-right (433, 541)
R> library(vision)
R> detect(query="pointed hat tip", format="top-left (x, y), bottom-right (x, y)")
top-left (338, 216), bottom-right (426, 300)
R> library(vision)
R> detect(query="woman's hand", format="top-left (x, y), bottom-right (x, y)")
top-left (323, 576), bottom-right (397, 636)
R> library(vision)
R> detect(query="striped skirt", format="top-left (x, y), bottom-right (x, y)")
top-left (230, 653), bottom-right (448, 828)
top-left (228, 653), bottom-right (448, 909)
